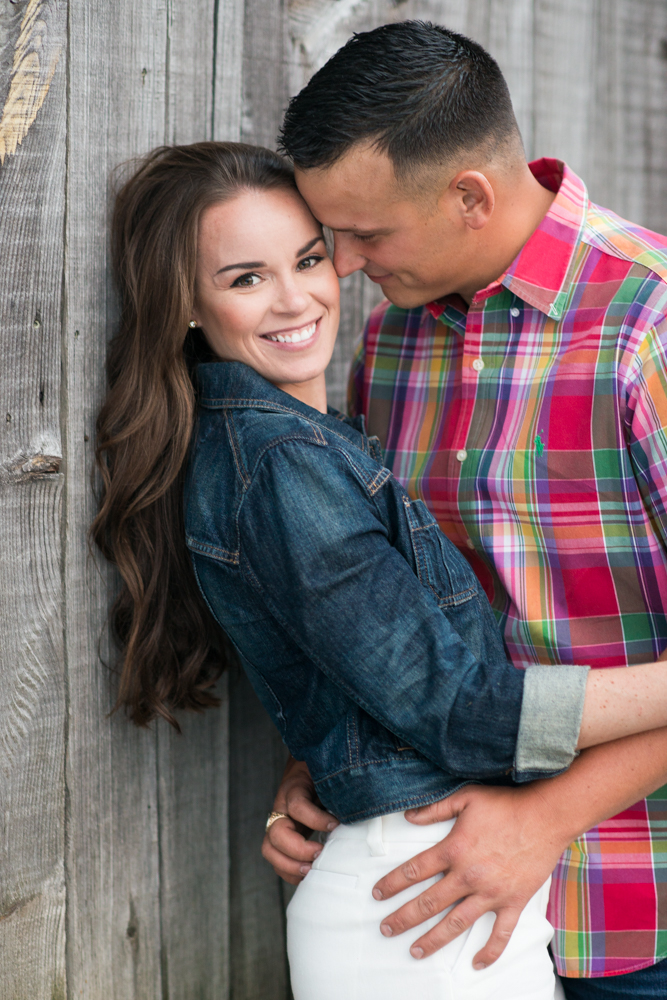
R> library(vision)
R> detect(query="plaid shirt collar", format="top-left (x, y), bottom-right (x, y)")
top-left (427, 158), bottom-right (587, 327)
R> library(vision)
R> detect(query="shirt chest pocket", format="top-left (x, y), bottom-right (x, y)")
top-left (403, 497), bottom-right (478, 608)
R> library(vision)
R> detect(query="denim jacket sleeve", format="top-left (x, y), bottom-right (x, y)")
top-left (238, 438), bottom-right (549, 781)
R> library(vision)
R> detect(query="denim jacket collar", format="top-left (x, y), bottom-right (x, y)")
top-left (196, 360), bottom-right (372, 451)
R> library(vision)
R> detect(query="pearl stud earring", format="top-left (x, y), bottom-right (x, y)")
top-left (188, 320), bottom-right (197, 328)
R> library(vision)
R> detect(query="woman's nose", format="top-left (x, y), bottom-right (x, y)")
top-left (274, 277), bottom-right (309, 315)
top-left (333, 233), bottom-right (368, 278)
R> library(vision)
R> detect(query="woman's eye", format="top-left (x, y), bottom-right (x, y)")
top-left (297, 254), bottom-right (323, 271)
top-left (231, 272), bottom-right (261, 288)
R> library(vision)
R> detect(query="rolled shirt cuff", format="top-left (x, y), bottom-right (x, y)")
top-left (514, 663), bottom-right (590, 777)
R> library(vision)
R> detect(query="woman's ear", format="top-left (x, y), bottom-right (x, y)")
top-left (448, 170), bottom-right (495, 231)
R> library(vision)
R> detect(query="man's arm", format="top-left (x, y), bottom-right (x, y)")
top-left (372, 727), bottom-right (667, 968)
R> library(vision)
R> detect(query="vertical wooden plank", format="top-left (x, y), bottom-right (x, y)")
top-left (213, 0), bottom-right (245, 141)
top-left (63, 3), bottom-right (170, 997)
top-left (156, 6), bottom-right (233, 995)
top-left (532, 0), bottom-right (596, 182)
top-left (229, 666), bottom-right (292, 1000)
top-left (0, 0), bottom-right (67, 995)
top-left (156, 683), bottom-right (230, 1000)
top-left (586, 0), bottom-right (667, 231)
top-left (241, 0), bottom-right (289, 148)
top-left (165, 0), bottom-right (215, 146)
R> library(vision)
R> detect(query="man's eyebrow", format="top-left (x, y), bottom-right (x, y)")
top-left (216, 260), bottom-right (265, 275)
top-left (331, 228), bottom-right (388, 236)
top-left (296, 235), bottom-right (324, 256)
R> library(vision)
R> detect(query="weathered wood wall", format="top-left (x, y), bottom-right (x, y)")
top-left (1, 1), bottom-right (666, 997)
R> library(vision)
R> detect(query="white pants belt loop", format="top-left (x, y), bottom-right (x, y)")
top-left (365, 815), bottom-right (387, 856)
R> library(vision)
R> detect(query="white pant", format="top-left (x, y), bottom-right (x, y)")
top-left (287, 811), bottom-right (557, 1000)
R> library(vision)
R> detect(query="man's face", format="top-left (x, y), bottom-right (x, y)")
top-left (295, 144), bottom-right (476, 309)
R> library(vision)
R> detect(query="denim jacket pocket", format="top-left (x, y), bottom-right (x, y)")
top-left (403, 497), bottom-right (477, 608)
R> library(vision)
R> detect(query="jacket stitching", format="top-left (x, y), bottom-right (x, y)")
top-left (207, 398), bottom-right (378, 457)
top-left (225, 412), bottom-right (250, 488)
top-left (186, 535), bottom-right (240, 565)
top-left (325, 783), bottom-right (476, 822)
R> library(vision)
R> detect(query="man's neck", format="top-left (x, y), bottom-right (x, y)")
top-left (457, 164), bottom-right (557, 305)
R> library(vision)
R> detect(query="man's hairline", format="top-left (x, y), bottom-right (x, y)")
top-left (292, 131), bottom-right (527, 206)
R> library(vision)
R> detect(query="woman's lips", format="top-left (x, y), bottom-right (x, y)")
top-left (260, 318), bottom-right (321, 349)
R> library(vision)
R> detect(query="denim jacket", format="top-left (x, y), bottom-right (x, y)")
top-left (184, 362), bottom-right (588, 823)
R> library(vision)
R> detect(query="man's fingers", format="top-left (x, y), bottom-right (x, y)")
top-left (373, 842), bottom-right (450, 900)
top-left (408, 897), bottom-right (488, 959)
top-left (379, 877), bottom-right (461, 939)
top-left (470, 907), bottom-right (521, 969)
top-left (404, 792), bottom-right (465, 825)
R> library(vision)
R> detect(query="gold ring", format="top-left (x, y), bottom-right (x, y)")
top-left (266, 811), bottom-right (289, 832)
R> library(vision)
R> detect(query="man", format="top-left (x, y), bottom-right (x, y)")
top-left (266, 21), bottom-right (667, 997)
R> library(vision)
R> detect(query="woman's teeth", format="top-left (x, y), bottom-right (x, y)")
top-left (265, 322), bottom-right (316, 344)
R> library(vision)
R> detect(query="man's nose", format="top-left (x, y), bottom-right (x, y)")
top-left (333, 233), bottom-right (368, 278)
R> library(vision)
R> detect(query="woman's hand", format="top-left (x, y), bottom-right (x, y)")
top-left (261, 756), bottom-right (339, 884)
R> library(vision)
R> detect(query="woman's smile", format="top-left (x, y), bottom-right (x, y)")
top-left (193, 186), bottom-right (340, 412)
top-left (261, 318), bottom-right (320, 346)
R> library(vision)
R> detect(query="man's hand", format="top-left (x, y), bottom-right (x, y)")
top-left (373, 728), bottom-right (667, 968)
top-left (372, 784), bottom-right (568, 969)
top-left (262, 756), bottom-right (339, 884)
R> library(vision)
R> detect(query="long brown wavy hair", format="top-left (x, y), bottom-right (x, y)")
top-left (92, 141), bottom-right (298, 728)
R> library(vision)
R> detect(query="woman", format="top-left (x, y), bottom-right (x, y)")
top-left (94, 141), bottom-right (667, 1000)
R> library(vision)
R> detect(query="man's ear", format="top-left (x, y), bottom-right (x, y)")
top-left (446, 170), bottom-right (495, 231)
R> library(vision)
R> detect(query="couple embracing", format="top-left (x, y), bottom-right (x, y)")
top-left (95, 22), bottom-right (667, 1000)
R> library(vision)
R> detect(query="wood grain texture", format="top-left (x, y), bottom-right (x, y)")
top-left (156, 682), bottom-right (230, 1000)
top-left (0, 0), bottom-right (67, 994)
top-left (2, 2), bottom-right (667, 998)
top-left (157, 5), bottom-right (233, 997)
top-left (213, 0), bottom-right (245, 141)
top-left (63, 3), bottom-right (169, 997)
top-left (229, 666), bottom-right (291, 1000)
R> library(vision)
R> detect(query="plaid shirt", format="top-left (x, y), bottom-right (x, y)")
top-left (349, 159), bottom-right (667, 978)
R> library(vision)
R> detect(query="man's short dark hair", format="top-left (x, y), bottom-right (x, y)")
top-left (279, 21), bottom-right (521, 179)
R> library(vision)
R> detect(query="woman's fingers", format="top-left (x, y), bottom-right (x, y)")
top-left (262, 757), bottom-right (338, 882)
top-left (265, 816), bottom-right (322, 864)
top-left (261, 819), bottom-right (321, 881)
top-left (275, 756), bottom-right (338, 833)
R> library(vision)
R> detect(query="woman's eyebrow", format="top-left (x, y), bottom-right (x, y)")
top-left (215, 236), bottom-right (323, 276)
top-left (295, 236), bottom-right (324, 256)
top-left (216, 260), bottom-right (265, 275)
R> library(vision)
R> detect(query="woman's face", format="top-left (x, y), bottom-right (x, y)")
top-left (193, 186), bottom-right (340, 396)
